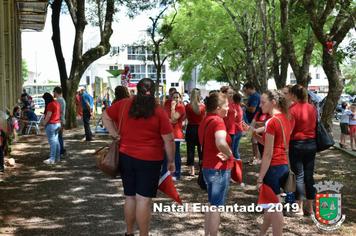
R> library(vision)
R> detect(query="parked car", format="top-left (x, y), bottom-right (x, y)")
top-left (33, 98), bottom-right (45, 109)
top-left (182, 93), bottom-right (190, 106)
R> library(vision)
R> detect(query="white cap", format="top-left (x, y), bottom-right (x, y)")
top-left (77, 87), bottom-right (85, 92)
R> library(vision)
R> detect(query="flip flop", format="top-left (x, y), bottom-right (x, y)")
top-left (285, 211), bottom-right (304, 218)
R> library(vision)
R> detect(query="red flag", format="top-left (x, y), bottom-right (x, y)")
top-left (258, 184), bottom-right (280, 208)
top-left (158, 171), bottom-right (183, 205)
top-left (231, 159), bottom-right (243, 184)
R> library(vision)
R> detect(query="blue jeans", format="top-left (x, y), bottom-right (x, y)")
top-left (161, 141), bottom-right (181, 179)
top-left (263, 164), bottom-right (289, 195)
top-left (58, 131), bottom-right (66, 155)
top-left (231, 132), bottom-right (243, 160)
top-left (203, 168), bottom-right (231, 206)
top-left (45, 123), bottom-right (61, 162)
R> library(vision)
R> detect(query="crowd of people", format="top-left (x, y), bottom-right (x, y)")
top-left (1, 81), bottom-right (325, 236)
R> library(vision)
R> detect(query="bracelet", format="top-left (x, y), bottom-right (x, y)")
top-left (257, 181), bottom-right (263, 184)
top-left (112, 134), bottom-right (120, 139)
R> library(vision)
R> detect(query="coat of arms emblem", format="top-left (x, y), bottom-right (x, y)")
top-left (311, 181), bottom-right (346, 230)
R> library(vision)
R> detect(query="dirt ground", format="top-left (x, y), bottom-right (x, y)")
top-left (0, 125), bottom-right (355, 236)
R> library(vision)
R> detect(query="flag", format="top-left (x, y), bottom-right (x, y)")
top-left (231, 159), bottom-right (243, 184)
top-left (258, 184), bottom-right (280, 209)
top-left (158, 171), bottom-right (183, 205)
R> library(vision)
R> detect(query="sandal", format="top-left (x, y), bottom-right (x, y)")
top-left (285, 211), bottom-right (304, 218)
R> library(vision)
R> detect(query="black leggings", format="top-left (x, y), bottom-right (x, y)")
top-left (185, 125), bottom-right (202, 166)
top-left (289, 150), bottom-right (316, 200)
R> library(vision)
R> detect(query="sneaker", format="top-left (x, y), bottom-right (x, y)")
top-left (60, 153), bottom-right (68, 158)
top-left (43, 158), bottom-right (55, 164)
top-left (0, 166), bottom-right (4, 172)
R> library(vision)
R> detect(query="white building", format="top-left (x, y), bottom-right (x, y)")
top-left (81, 25), bottom-right (183, 98)
top-left (268, 65), bottom-right (329, 97)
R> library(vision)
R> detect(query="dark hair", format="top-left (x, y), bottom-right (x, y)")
top-left (172, 91), bottom-right (181, 98)
top-left (129, 78), bottom-right (156, 119)
top-left (205, 92), bottom-right (227, 113)
top-left (243, 82), bottom-right (254, 90)
top-left (233, 93), bottom-right (242, 103)
top-left (220, 86), bottom-right (230, 93)
top-left (42, 92), bottom-right (54, 114)
top-left (53, 86), bottom-right (62, 95)
top-left (113, 86), bottom-right (129, 104)
top-left (169, 88), bottom-right (177, 93)
top-left (290, 84), bottom-right (307, 102)
top-left (13, 106), bottom-right (20, 115)
top-left (284, 84), bottom-right (293, 94)
top-left (341, 102), bottom-right (348, 109)
top-left (264, 89), bottom-right (289, 118)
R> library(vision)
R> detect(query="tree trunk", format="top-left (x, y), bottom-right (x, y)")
top-left (320, 47), bottom-right (344, 135)
top-left (51, 0), bottom-right (69, 99)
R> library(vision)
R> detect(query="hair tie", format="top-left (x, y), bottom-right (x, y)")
top-left (300, 86), bottom-right (303, 89)
top-left (146, 91), bottom-right (150, 95)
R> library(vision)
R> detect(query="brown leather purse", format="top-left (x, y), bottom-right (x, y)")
top-left (92, 99), bottom-right (129, 178)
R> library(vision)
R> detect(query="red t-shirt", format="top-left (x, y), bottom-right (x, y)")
top-left (46, 101), bottom-right (60, 124)
top-left (164, 99), bottom-right (172, 112)
top-left (253, 112), bottom-right (271, 122)
top-left (289, 101), bottom-right (317, 140)
top-left (186, 103), bottom-right (205, 125)
top-left (262, 113), bottom-right (291, 166)
top-left (223, 103), bottom-right (236, 135)
top-left (166, 103), bottom-right (185, 140)
top-left (198, 113), bottom-right (233, 170)
top-left (105, 98), bottom-right (173, 161)
top-left (232, 103), bottom-right (243, 133)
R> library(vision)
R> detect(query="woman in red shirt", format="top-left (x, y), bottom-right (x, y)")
top-left (185, 88), bottom-right (205, 176)
top-left (161, 91), bottom-right (186, 180)
top-left (198, 92), bottom-right (233, 236)
top-left (253, 90), bottom-right (291, 236)
top-left (102, 78), bottom-right (175, 236)
top-left (288, 84), bottom-right (317, 217)
top-left (232, 93), bottom-right (244, 160)
top-left (42, 92), bottom-right (61, 164)
top-left (220, 86), bottom-right (236, 142)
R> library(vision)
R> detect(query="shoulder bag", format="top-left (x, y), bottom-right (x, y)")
top-left (94, 98), bottom-right (129, 178)
top-left (315, 117), bottom-right (335, 152)
top-left (274, 116), bottom-right (296, 193)
top-left (197, 118), bottom-right (216, 190)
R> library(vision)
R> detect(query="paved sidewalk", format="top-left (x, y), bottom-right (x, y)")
top-left (332, 120), bottom-right (356, 158)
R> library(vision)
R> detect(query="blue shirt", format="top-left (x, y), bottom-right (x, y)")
top-left (81, 92), bottom-right (94, 110)
top-left (246, 91), bottom-right (261, 123)
top-left (26, 110), bottom-right (37, 121)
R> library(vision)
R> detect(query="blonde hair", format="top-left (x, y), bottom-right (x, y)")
top-left (190, 88), bottom-right (201, 114)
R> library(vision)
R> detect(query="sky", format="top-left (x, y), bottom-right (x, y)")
top-left (21, 6), bottom-right (161, 83)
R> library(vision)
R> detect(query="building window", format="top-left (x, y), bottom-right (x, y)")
top-left (147, 65), bottom-right (166, 84)
top-left (111, 46), bottom-right (119, 53)
top-left (290, 73), bottom-right (296, 84)
top-left (109, 66), bottom-right (118, 70)
top-left (125, 65), bottom-right (146, 83)
top-left (316, 74), bottom-right (320, 79)
top-left (127, 46), bottom-right (146, 60)
top-left (171, 82), bottom-right (179, 87)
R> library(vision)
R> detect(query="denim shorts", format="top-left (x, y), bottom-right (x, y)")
top-left (263, 165), bottom-right (289, 195)
top-left (119, 152), bottom-right (163, 198)
top-left (203, 168), bottom-right (231, 206)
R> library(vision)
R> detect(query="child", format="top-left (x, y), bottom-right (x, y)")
top-left (348, 103), bottom-right (356, 150)
top-left (314, 102), bottom-right (321, 120)
top-left (340, 102), bottom-right (352, 148)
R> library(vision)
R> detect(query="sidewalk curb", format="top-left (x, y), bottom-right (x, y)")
top-left (333, 144), bottom-right (356, 158)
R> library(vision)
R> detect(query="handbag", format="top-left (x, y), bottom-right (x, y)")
top-left (315, 118), bottom-right (335, 152)
top-left (92, 98), bottom-right (129, 178)
top-left (197, 118), bottom-right (216, 190)
top-left (274, 117), bottom-right (296, 193)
